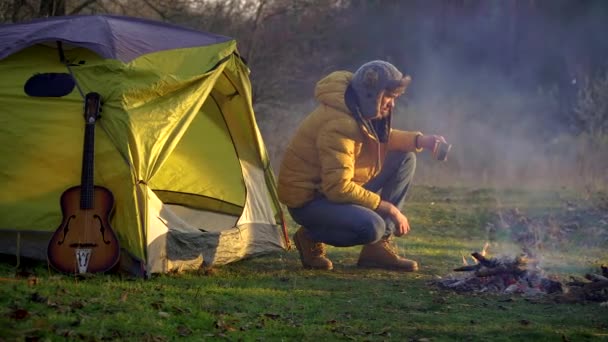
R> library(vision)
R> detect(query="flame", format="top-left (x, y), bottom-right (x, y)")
top-left (461, 254), bottom-right (469, 265)
top-left (481, 242), bottom-right (490, 257)
top-left (461, 242), bottom-right (490, 265)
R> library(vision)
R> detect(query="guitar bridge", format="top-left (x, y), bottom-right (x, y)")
top-left (68, 243), bottom-right (98, 248)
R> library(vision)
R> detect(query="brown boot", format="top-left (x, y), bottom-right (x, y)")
top-left (357, 239), bottom-right (418, 272)
top-left (293, 227), bottom-right (333, 270)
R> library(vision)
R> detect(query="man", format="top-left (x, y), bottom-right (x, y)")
top-left (277, 60), bottom-right (447, 271)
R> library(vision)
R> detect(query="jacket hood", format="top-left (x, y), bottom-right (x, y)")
top-left (351, 60), bottom-right (410, 119)
top-left (314, 71), bottom-right (352, 113)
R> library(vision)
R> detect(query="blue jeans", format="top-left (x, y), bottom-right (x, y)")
top-left (288, 151), bottom-right (416, 247)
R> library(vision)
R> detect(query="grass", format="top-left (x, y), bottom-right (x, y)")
top-left (1, 185), bottom-right (607, 341)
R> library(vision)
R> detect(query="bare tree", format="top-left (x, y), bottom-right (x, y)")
top-left (39, 0), bottom-right (66, 16)
top-left (1, 0), bottom-right (103, 22)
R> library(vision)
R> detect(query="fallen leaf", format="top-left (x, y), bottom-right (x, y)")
top-left (32, 318), bottom-right (51, 329)
top-left (151, 301), bottom-right (164, 310)
top-left (177, 325), bottom-right (192, 336)
top-left (27, 276), bottom-right (39, 286)
top-left (263, 313), bottom-right (280, 319)
top-left (9, 308), bottom-right (29, 320)
top-left (171, 305), bottom-right (190, 314)
top-left (15, 270), bottom-right (33, 278)
top-left (55, 328), bottom-right (75, 338)
top-left (378, 330), bottom-right (391, 337)
top-left (0, 277), bottom-right (19, 282)
top-left (24, 329), bottom-right (43, 341)
top-left (30, 292), bottom-right (47, 303)
top-left (215, 320), bottom-right (237, 332)
top-left (203, 268), bottom-right (217, 276)
top-left (70, 300), bottom-right (84, 310)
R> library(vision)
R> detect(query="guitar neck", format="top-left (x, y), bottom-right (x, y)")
top-left (80, 123), bottom-right (96, 209)
top-left (80, 92), bottom-right (101, 210)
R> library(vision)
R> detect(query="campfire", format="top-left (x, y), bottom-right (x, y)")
top-left (434, 202), bottom-right (608, 304)
top-left (435, 249), bottom-right (608, 305)
top-left (435, 247), bottom-right (563, 296)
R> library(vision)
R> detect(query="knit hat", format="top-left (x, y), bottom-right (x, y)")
top-left (350, 60), bottom-right (411, 118)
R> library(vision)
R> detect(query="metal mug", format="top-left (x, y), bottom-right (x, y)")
top-left (433, 141), bottom-right (452, 161)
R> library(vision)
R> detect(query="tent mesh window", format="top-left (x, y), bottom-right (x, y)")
top-left (24, 73), bottom-right (75, 97)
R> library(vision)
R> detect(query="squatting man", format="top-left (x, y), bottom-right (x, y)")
top-left (277, 60), bottom-right (449, 271)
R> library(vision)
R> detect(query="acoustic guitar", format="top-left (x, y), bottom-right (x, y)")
top-left (47, 92), bottom-right (120, 274)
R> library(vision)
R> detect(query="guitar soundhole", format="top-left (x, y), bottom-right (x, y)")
top-left (94, 214), bottom-right (111, 244)
top-left (57, 215), bottom-right (76, 245)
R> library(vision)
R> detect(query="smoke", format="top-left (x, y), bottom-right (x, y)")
top-left (255, 1), bottom-right (608, 190)
top-left (389, 2), bottom-right (608, 189)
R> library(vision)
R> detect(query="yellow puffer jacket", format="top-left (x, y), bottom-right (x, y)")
top-left (277, 71), bottom-right (422, 210)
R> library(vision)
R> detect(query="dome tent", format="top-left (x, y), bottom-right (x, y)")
top-left (0, 15), bottom-right (289, 276)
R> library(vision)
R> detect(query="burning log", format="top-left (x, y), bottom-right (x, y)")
top-left (474, 264), bottom-right (524, 278)
top-left (583, 280), bottom-right (608, 292)
top-left (585, 273), bottom-right (608, 282)
top-left (560, 281), bottom-right (608, 303)
top-left (440, 250), bottom-right (562, 296)
top-left (471, 252), bottom-right (499, 267)
top-left (453, 264), bottom-right (479, 272)
top-left (566, 276), bottom-right (589, 287)
top-left (540, 278), bottom-right (564, 294)
top-left (453, 253), bottom-right (529, 278)
top-left (558, 266), bottom-right (608, 304)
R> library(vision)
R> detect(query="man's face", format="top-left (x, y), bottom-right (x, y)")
top-left (370, 90), bottom-right (401, 120)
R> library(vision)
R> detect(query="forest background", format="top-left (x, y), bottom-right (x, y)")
top-left (3, 0), bottom-right (608, 191)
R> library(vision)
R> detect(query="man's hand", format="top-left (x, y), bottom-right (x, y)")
top-left (417, 134), bottom-right (447, 151)
top-left (391, 210), bottom-right (410, 236)
top-left (376, 200), bottom-right (411, 237)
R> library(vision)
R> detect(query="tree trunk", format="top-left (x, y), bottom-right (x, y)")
top-left (39, 0), bottom-right (66, 17)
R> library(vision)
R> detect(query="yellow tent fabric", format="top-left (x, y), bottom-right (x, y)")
top-left (0, 16), bottom-right (287, 275)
